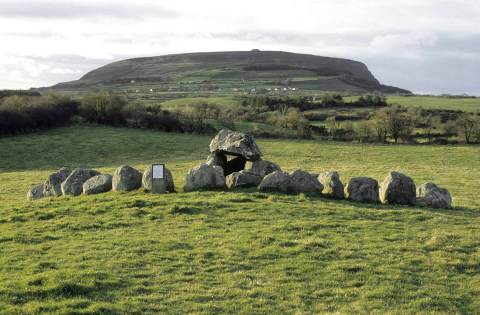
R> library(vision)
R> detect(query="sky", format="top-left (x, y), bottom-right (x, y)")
top-left (1, 0), bottom-right (479, 94)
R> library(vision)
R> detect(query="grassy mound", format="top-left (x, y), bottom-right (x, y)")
top-left (1, 125), bottom-right (480, 313)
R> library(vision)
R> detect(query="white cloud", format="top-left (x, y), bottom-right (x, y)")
top-left (0, 0), bottom-right (479, 94)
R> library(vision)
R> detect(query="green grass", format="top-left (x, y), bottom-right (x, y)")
top-left (1, 125), bottom-right (480, 313)
top-left (160, 96), bottom-right (241, 109)
top-left (345, 95), bottom-right (480, 112)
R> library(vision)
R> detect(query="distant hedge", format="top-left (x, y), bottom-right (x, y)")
top-left (0, 94), bottom-right (78, 135)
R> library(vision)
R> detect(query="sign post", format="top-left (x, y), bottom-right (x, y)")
top-left (151, 164), bottom-right (166, 194)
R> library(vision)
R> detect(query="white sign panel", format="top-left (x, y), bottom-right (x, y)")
top-left (152, 164), bottom-right (164, 179)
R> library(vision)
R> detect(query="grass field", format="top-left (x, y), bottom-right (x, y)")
top-left (344, 95), bottom-right (480, 112)
top-left (1, 125), bottom-right (480, 313)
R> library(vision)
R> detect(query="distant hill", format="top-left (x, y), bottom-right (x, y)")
top-left (51, 50), bottom-right (411, 94)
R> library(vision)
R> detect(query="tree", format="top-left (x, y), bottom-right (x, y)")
top-left (457, 113), bottom-right (479, 144)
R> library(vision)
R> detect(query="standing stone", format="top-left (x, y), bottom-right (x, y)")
top-left (61, 168), bottom-right (100, 196)
top-left (43, 167), bottom-right (71, 197)
top-left (209, 129), bottom-right (261, 161)
top-left (83, 174), bottom-right (113, 195)
top-left (206, 152), bottom-right (227, 169)
top-left (417, 182), bottom-right (452, 209)
top-left (245, 159), bottom-right (282, 177)
top-left (318, 171), bottom-right (344, 199)
top-left (288, 170), bottom-right (323, 194)
top-left (27, 183), bottom-right (45, 201)
top-left (379, 171), bottom-right (416, 205)
top-left (112, 165), bottom-right (142, 192)
top-left (226, 170), bottom-right (262, 189)
top-left (345, 177), bottom-right (379, 203)
top-left (184, 164), bottom-right (226, 192)
top-left (258, 171), bottom-right (291, 193)
top-left (142, 165), bottom-right (175, 193)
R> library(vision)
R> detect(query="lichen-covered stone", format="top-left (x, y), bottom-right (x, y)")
top-left (345, 177), bottom-right (379, 203)
top-left (184, 164), bottom-right (226, 192)
top-left (112, 165), bottom-right (142, 192)
top-left (379, 171), bottom-right (416, 205)
top-left (83, 174), bottom-right (113, 195)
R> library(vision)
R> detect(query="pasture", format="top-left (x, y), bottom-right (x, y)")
top-left (1, 125), bottom-right (480, 313)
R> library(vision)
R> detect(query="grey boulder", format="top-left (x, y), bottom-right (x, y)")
top-left (226, 170), bottom-right (262, 189)
top-left (245, 159), bottom-right (282, 177)
top-left (83, 174), bottom-right (113, 195)
top-left (345, 177), bottom-right (379, 203)
top-left (288, 170), bottom-right (323, 194)
top-left (112, 165), bottom-right (142, 192)
top-left (43, 167), bottom-right (71, 197)
top-left (142, 165), bottom-right (175, 192)
top-left (417, 182), bottom-right (452, 209)
top-left (27, 183), bottom-right (45, 201)
top-left (318, 171), bottom-right (344, 199)
top-left (379, 171), bottom-right (416, 205)
top-left (206, 152), bottom-right (227, 169)
top-left (184, 163), bottom-right (226, 192)
top-left (61, 168), bottom-right (100, 196)
top-left (258, 171), bottom-right (291, 193)
top-left (209, 129), bottom-right (261, 161)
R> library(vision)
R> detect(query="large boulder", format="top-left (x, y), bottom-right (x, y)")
top-left (61, 168), bottom-right (100, 196)
top-left (226, 170), bottom-right (262, 189)
top-left (258, 171), bottom-right (291, 193)
top-left (206, 152), bottom-right (227, 169)
top-left (288, 170), bottom-right (323, 194)
top-left (379, 171), bottom-right (416, 205)
top-left (245, 159), bottom-right (282, 177)
top-left (318, 171), bottom-right (344, 199)
top-left (345, 177), bottom-right (379, 203)
top-left (184, 164), bottom-right (226, 192)
top-left (43, 167), bottom-right (71, 197)
top-left (417, 182), bottom-right (452, 209)
top-left (112, 165), bottom-right (142, 192)
top-left (83, 174), bottom-right (113, 195)
top-left (142, 165), bottom-right (175, 192)
top-left (27, 183), bottom-right (44, 201)
top-left (209, 129), bottom-right (261, 161)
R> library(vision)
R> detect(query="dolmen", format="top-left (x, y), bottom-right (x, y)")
top-left (184, 129), bottom-right (281, 191)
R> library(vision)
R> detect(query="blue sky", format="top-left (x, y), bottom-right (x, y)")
top-left (0, 0), bottom-right (479, 94)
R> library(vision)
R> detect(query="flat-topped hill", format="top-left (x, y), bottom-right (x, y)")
top-left (52, 50), bottom-right (410, 93)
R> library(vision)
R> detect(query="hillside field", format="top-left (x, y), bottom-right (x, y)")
top-left (1, 125), bottom-right (480, 313)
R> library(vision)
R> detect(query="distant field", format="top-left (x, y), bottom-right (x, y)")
top-left (1, 125), bottom-right (480, 313)
top-left (160, 96), bottom-right (241, 109)
top-left (345, 95), bottom-right (480, 112)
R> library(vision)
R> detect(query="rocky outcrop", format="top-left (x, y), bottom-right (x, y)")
top-left (245, 159), bottom-right (281, 177)
top-left (379, 171), bottom-right (416, 205)
top-left (83, 174), bottom-right (113, 195)
top-left (288, 170), bottom-right (323, 194)
top-left (184, 164), bottom-right (226, 192)
top-left (345, 177), bottom-right (379, 203)
top-left (209, 129), bottom-right (261, 161)
top-left (43, 167), bottom-right (71, 197)
top-left (417, 182), bottom-right (452, 209)
top-left (226, 170), bottom-right (262, 189)
top-left (27, 183), bottom-right (45, 201)
top-left (142, 165), bottom-right (175, 193)
top-left (61, 168), bottom-right (100, 196)
top-left (318, 171), bottom-right (344, 199)
top-left (112, 165), bottom-right (142, 192)
top-left (258, 171), bottom-right (291, 193)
